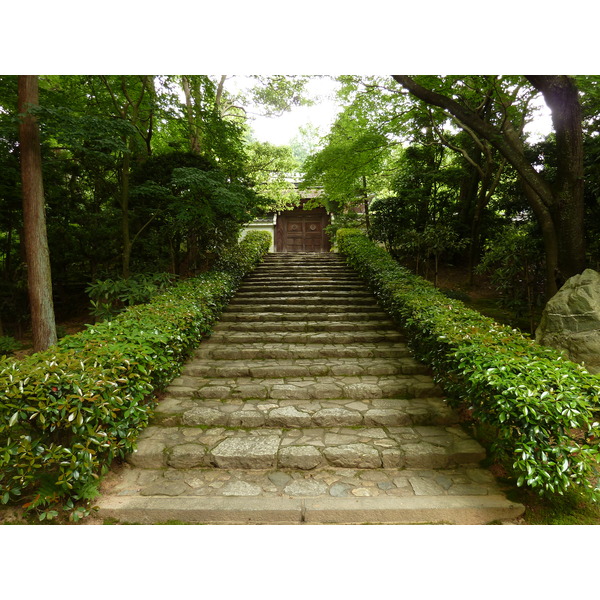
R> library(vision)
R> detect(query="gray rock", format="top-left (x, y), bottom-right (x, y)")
top-left (182, 407), bottom-right (225, 426)
top-left (228, 410), bottom-right (266, 427)
top-left (140, 481), bottom-right (189, 496)
top-left (364, 409), bottom-right (405, 427)
top-left (536, 269), bottom-right (600, 373)
top-left (313, 408), bottom-right (362, 427)
top-left (211, 435), bottom-right (280, 469)
top-left (377, 481), bottom-right (395, 491)
top-left (330, 482), bottom-right (352, 497)
top-left (221, 481), bottom-right (262, 496)
top-left (409, 476), bottom-right (445, 496)
top-left (268, 406), bottom-right (312, 427)
top-left (345, 383), bottom-right (381, 399)
top-left (279, 446), bottom-right (323, 470)
top-left (128, 439), bottom-right (167, 469)
top-left (284, 479), bottom-right (328, 496)
top-left (168, 443), bottom-right (207, 468)
top-left (268, 472), bottom-right (292, 487)
top-left (323, 444), bottom-right (382, 468)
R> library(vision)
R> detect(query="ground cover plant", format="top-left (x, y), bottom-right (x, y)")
top-left (0, 230), bottom-right (271, 520)
top-left (337, 228), bottom-right (600, 500)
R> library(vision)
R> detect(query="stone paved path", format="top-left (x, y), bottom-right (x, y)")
top-left (95, 252), bottom-right (524, 524)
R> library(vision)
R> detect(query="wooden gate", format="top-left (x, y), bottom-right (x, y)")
top-left (275, 206), bottom-right (331, 252)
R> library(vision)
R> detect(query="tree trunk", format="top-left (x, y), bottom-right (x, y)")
top-left (526, 75), bottom-right (586, 286)
top-left (120, 150), bottom-right (132, 278)
top-left (362, 175), bottom-right (371, 233)
top-left (18, 75), bottom-right (57, 351)
top-left (182, 76), bottom-right (202, 154)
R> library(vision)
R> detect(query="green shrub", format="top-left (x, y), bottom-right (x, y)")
top-left (476, 223), bottom-right (545, 333)
top-left (0, 335), bottom-right (22, 356)
top-left (337, 228), bottom-right (600, 499)
top-left (0, 230), bottom-right (271, 519)
top-left (86, 272), bottom-right (179, 321)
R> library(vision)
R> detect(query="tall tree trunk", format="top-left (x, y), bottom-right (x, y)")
top-left (18, 75), bottom-right (57, 351)
top-left (120, 150), bottom-right (132, 278)
top-left (182, 76), bottom-right (202, 154)
top-left (362, 175), bottom-right (370, 234)
top-left (526, 75), bottom-right (586, 287)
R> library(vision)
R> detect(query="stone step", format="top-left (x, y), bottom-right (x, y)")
top-left (128, 425), bottom-right (486, 471)
top-left (219, 311), bottom-right (391, 322)
top-left (250, 265), bottom-right (356, 274)
top-left (225, 303), bottom-right (383, 314)
top-left (234, 290), bottom-right (374, 299)
top-left (194, 343), bottom-right (413, 360)
top-left (242, 279), bottom-right (364, 287)
top-left (153, 396), bottom-right (457, 429)
top-left (204, 330), bottom-right (405, 345)
top-left (237, 283), bottom-right (368, 293)
top-left (167, 374), bottom-right (443, 401)
top-left (246, 264), bottom-right (357, 272)
top-left (215, 320), bottom-right (397, 333)
top-left (244, 274), bottom-right (362, 282)
top-left (262, 252), bottom-right (342, 258)
top-left (182, 357), bottom-right (429, 378)
top-left (250, 258), bottom-right (351, 265)
top-left (95, 465), bottom-right (524, 524)
top-left (229, 297), bottom-right (380, 307)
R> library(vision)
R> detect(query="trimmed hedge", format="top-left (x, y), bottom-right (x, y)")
top-left (0, 230), bottom-right (271, 519)
top-left (337, 229), bottom-right (600, 498)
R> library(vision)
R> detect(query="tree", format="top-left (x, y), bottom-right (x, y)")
top-left (97, 75), bottom-right (156, 278)
top-left (18, 75), bottom-right (57, 351)
top-left (242, 140), bottom-right (300, 212)
top-left (301, 102), bottom-right (394, 224)
top-left (289, 124), bottom-right (323, 165)
top-left (392, 75), bottom-right (586, 298)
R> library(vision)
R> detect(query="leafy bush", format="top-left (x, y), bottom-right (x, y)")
top-left (476, 223), bottom-right (545, 333)
top-left (86, 272), bottom-right (178, 321)
top-left (0, 230), bottom-right (271, 519)
top-left (0, 335), bottom-right (22, 357)
top-left (337, 228), bottom-right (600, 499)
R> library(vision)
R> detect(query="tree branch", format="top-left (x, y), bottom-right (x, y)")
top-left (391, 75), bottom-right (555, 211)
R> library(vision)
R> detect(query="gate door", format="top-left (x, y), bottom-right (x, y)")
top-left (276, 207), bottom-right (330, 252)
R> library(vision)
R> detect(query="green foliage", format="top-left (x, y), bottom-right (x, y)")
top-left (242, 141), bottom-right (300, 212)
top-left (476, 223), bottom-right (545, 332)
top-left (370, 195), bottom-right (468, 282)
top-left (325, 212), bottom-right (366, 246)
top-left (248, 76), bottom-right (313, 117)
top-left (337, 228), bottom-right (600, 500)
top-left (0, 335), bottom-right (21, 356)
top-left (300, 95), bottom-right (394, 211)
top-left (86, 273), bottom-right (178, 320)
top-left (0, 231), bottom-right (271, 518)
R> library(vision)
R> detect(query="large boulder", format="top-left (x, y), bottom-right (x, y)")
top-left (535, 269), bottom-right (600, 374)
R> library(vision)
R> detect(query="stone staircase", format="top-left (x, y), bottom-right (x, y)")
top-left (95, 253), bottom-right (524, 524)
